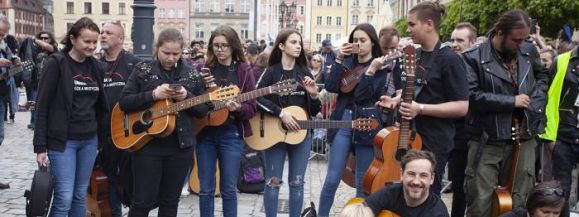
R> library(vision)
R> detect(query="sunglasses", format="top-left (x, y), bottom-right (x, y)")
top-left (537, 188), bottom-right (565, 197)
top-left (39, 37), bottom-right (50, 40)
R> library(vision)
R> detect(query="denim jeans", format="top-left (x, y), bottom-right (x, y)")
top-left (26, 87), bottom-right (37, 124)
top-left (263, 133), bottom-right (311, 217)
top-left (196, 123), bottom-right (244, 217)
top-left (47, 136), bottom-right (98, 217)
top-left (318, 110), bottom-right (374, 217)
top-left (0, 97), bottom-right (4, 145)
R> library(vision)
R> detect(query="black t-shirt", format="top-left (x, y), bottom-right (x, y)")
top-left (365, 183), bottom-right (449, 217)
top-left (414, 47), bottom-right (469, 154)
top-left (102, 52), bottom-right (140, 110)
top-left (67, 54), bottom-right (99, 139)
top-left (212, 63), bottom-right (239, 87)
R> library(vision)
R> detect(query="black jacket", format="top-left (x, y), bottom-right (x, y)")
top-left (119, 59), bottom-right (209, 149)
top-left (33, 52), bottom-right (108, 153)
top-left (463, 39), bottom-right (548, 140)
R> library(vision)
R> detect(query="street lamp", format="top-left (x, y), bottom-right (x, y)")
top-left (279, 1), bottom-right (297, 29)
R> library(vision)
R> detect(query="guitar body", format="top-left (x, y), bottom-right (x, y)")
top-left (86, 168), bottom-right (112, 217)
top-left (188, 154), bottom-right (221, 196)
top-left (491, 187), bottom-right (512, 217)
top-left (341, 153), bottom-right (356, 188)
top-left (245, 106), bottom-right (309, 150)
top-left (346, 197), bottom-right (400, 217)
top-left (339, 70), bottom-right (361, 93)
top-left (194, 109), bottom-right (229, 134)
top-left (363, 127), bottom-right (422, 194)
top-left (111, 100), bottom-right (175, 151)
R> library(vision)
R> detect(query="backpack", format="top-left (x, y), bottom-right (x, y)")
top-left (24, 165), bottom-right (53, 217)
top-left (237, 146), bottom-right (265, 193)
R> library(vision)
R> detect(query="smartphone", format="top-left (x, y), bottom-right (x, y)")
top-left (169, 83), bottom-right (182, 90)
top-left (351, 43), bottom-right (360, 54)
top-left (530, 19), bottom-right (537, 34)
top-left (201, 67), bottom-right (211, 75)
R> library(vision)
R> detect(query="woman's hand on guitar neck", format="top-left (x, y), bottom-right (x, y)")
top-left (225, 100), bottom-right (241, 112)
top-left (280, 112), bottom-right (300, 133)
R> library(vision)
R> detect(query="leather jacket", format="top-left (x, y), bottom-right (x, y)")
top-left (462, 39), bottom-right (548, 140)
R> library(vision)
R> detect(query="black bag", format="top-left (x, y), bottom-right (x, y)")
top-left (24, 165), bottom-right (53, 217)
top-left (301, 201), bottom-right (318, 217)
top-left (237, 146), bottom-right (265, 194)
top-left (352, 106), bottom-right (382, 146)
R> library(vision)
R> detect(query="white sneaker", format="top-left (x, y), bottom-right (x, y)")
top-left (181, 186), bottom-right (190, 196)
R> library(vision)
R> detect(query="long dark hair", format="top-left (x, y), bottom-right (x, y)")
top-left (206, 25), bottom-right (246, 66)
top-left (36, 31), bottom-right (57, 49)
top-left (60, 17), bottom-right (100, 52)
top-left (526, 181), bottom-right (566, 214)
top-left (488, 9), bottom-right (531, 37)
top-left (348, 23), bottom-right (383, 58)
top-left (268, 29), bottom-right (308, 68)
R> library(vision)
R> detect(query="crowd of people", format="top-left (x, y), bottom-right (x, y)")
top-left (0, 1), bottom-right (577, 217)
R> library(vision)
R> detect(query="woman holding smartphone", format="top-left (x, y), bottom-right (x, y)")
top-left (256, 29), bottom-right (321, 217)
top-left (196, 25), bottom-right (257, 217)
top-left (318, 23), bottom-right (397, 217)
top-left (118, 28), bottom-right (209, 217)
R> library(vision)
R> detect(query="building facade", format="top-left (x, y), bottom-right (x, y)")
top-left (53, 0), bottom-right (134, 50)
top-left (256, 0), bottom-right (308, 47)
top-left (189, 0), bottom-right (255, 45)
top-left (155, 0), bottom-right (190, 43)
top-left (0, 0), bottom-right (50, 41)
top-left (309, 0), bottom-right (349, 50)
top-left (41, 0), bottom-right (53, 34)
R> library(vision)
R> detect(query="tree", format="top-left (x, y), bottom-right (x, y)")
top-left (395, 18), bottom-right (408, 38)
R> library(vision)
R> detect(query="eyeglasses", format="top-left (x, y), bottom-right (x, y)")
top-left (212, 43), bottom-right (230, 51)
top-left (537, 188), bottom-right (565, 197)
top-left (39, 37), bottom-right (50, 40)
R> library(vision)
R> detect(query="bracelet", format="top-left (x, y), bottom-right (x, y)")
top-left (418, 104), bottom-right (424, 115)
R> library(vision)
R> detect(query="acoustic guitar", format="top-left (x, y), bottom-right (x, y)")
top-left (345, 197), bottom-right (400, 217)
top-left (339, 52), bottom-right (402, 93)
top-left (86, 168), bottom-right (112, 217)
top-left (491, 119), bottom-right (521, 217)
top-left (245, 106), bottom-right (379, 151)
top-left (111, 85), bottom-right (240, 151)
top-left (362, 45), bottom-right (422, 195)
top-left (0, 60), bottom-right (35, 81)
top-left (188, 154), bottom-right (221, 196)
top-left (194, 79), bottom-right (298, 134)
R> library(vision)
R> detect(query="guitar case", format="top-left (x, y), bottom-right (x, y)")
top-left (237, 145), bottom-right (265, 194)
top-left (24, 165), bottom-right (53, 217)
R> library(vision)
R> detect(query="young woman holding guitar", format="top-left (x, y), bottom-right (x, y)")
top-left (318, 23), bottom-right (400, 217)
top-left (118, 28), bottom-right (210, 217)
top-left (255, 29), bottom-right (321, 217)
top-left (196, 25), bottom-right (257, 217)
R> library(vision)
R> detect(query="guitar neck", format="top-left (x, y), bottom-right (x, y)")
top-left (0, 65), bottom-right (23, 81)
top-left (505, 139), bottom-right (521, 191)
top-left (296, 120), bottom-right (354, 129)
top-left (398, 75), bottom-right (416, 150)
top-left (150, 95), bottom-right (210, 119)
top-left (213, 87), bottom-right (278, 110)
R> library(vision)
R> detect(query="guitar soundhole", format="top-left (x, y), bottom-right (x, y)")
top-left (395, 149), bottom-right (407, 162)
top-left (132, 110), bottom-right (153, 134)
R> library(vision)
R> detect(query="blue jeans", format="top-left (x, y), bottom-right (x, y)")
top-left (196, 123), bottom-right (243, 217)
top-left (318, 110), bottom-right (374, 217)
top-left (48, 136), bottom-right (98, 217)
top-left (26, 87), bottom-right (37, 124)
top-left (263, 134), bottom-right (311, 217)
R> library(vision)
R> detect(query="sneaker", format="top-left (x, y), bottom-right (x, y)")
top-left (0, 182), bottom-right (9, 189)
top-left (27, 124), bottom-right (34, 130)
top-left (181, 186), bottom-right (190, 196)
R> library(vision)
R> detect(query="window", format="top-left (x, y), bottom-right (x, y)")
top-left (168, 9), bottom-right (175, 18)
top-left (299, 6), bottom-right (304, 15)
top-left (317, 0), bottom-right (322, 6)
top-left (367, 15), bottom-right (373, 23)
top-left (298, 25), bottom-right (304, 34)
top-left (368, 0), bottom-right (374, 6)
top-left (66, 2), bottom-right (74, 14)
top-left (210, 1), bottom-right (219, 12)
top-left (326, 34), bottom-right (331, 40)
top-left (352, 0), bottom-right (359, 6)
top-left (240, 24), bottom-right (249, 39)
top-left (102, 2), bottom-right (109, 14)
top-left (84, 2), bottom-right (92, 14)
top-left (225, 0), bottom-right (234, 13)
top-left (326, 16), bottom-right (331, 26)
top-left (337, 0), bottom-right (342, 6)
top-left (336, 16), bottom-right (342, 26)
top-left (195, 24), bottom-right (204, 38)
top-left (159, 9), bottom-right (165, 18)
top-left (195, 0), bottom-right (204, 12)
top-left (316, 34), bottom-right (322, 43)
top-left (119, 2), bottom-right (126, 15)
top-left (326, 0), bottom-right (332, 6)
top-left (316, 16), bottom-right (322, 25)
top-left (241, 0), bottom-right (249, 13)
top-left (178, 9), bottom-right (184, 18)
top-left (352, 15), bottom-right (358, 25)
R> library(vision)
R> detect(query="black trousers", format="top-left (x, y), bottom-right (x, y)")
top-left (552, 140), bottom-right (579, 217)
top-left (128, 140), bottom-right (193, 217)
top-left (448, 138), bottom-right (468, 217)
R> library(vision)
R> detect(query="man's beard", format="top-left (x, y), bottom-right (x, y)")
top-left (499, 38), bottom-right (517, 62)
top-left (100, 43), bottom-right (111, 51)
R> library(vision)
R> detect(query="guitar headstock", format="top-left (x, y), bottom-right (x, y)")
top-left (352, 118), bottom-right (379, 131)
top-left (271, 79), bottom-right (299, 95)
top-left (511, 119), bottom-right (521, 142)
top-left (208, 85), bottom-right (240, 101)
top-left (402, 45), bottom-right (416, 76)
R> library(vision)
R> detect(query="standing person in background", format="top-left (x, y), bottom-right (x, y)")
top-left (309, 54), bottom-right (327, 85)
top-left (462, 10), bottom-right (548, 217)
top-left (2, 31), bottom-right (19, 124)
top-left (119, 28), bottom-right (209, 217)
top-left (196, 25), bottom-right (257, 217)
top-left (378, 27), bottom-right (400, 55)
top-left (34, 17), bottom-right (108, 217)
top-left (256, 29), bottom-right (321, 217)
top-left (446, 21), bottom-right (477, 217)
top-left (98, 19), bottom-right (141, 217)
top-left (319, 39), bottom-right (336, 73)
